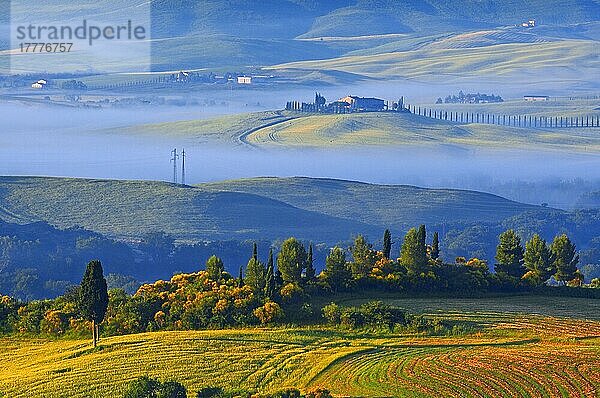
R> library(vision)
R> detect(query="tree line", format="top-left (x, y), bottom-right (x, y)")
top-left (1, 226), bottom-right (599, 344)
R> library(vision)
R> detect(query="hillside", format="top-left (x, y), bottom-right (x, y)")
top-left (1, 296), bottom-right (599, 397)
top-left (125, 109), bottom-right (600, 151)
top-left (0, 176), bottom-right (550, 242)
top-left (0, 177), bottom-right (376, 242)
top-left (203, 177), bottom-right (551, 229)
top-left (11, 0), bottom-right (600, 78)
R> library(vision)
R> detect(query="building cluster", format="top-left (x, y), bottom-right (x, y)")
top-left (521, 19), bottom-right (536, 28)
top-left (285, 92), bottom-right (406, 114)
top-left (436, 91), bottom-right (503, 104)
top-left (169, 71), bottom-right (270, 85)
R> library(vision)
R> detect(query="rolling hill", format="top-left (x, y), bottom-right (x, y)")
top-left (0, 176), bottom-right (551, 242)
top-left (9, 0), bottom-right (599, 79)
top-left (122, 108), bottom-right (600, 151)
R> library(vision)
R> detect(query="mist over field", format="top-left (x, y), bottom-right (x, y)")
top-left (1, 92), bottom-right (599, 209)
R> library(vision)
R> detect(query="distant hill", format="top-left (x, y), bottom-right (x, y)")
top-left (0, 176), bottom-right (551, 242)
top-left (202, 177), bottom-right (552, 230)
top-left (16, 0), bottom-right (600, 74)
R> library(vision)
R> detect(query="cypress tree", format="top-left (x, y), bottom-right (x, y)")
top-left (238, 265), bottom-right (244, 287)
top-left (305, 244), bottom-right (316, 281)
top-left (265, 249), bottom-right (276, 299)
top-left (431, 232), bottom-right (440, 260)
top-left (252, 242), bottom-right (258, 262)
top-left (416, 225), bottom-right (427, 264)
top-left (383, 229), bottom-right (392, 259)
top-left (79, 260), bottom-right (109, 348)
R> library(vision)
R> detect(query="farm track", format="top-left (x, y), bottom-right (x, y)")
top-left (237, 112), bottom-right (302, 148)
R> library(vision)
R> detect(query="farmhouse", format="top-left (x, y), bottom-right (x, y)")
top-left (237, 76), bottom-right (252, 84)
top-left (524, 95), bottom-right (550, 102)
top-left (31, 79), bottom-right (47, 89)
top-left (338, 95), bottom-right (385, 111)
top-left (521, 19), bottom-right (536, 28)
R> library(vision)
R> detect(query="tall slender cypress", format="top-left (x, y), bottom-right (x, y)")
top-left (265, 249), bottom-right (275, 299)
top-left (79, 260), bottom-right (109, 348)
top-left (383, 229), bottom-right (392, 259)
top-left (431, 231), bottom-right (440, 260)
top-left (305, 244), bottom-right (316, 281)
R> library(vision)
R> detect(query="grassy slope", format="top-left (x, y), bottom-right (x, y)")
top-left (119, 108), bottom-right (600, 151)
top-left (244, 112), bottom-right (600, 151)
top-left (269, 39), bottom-right (599, 82)
top-left (119, 111), bottom-right (296, 146)
top-left (0, 176), bottom-right (376, 242)
top-left (1, 296), bottom-right (599, 397)
top-left (9, 1), bottom-right (599, 79)
top-left (202, 177), bottom-right (549, 230)
top-left (0, 176), bottom-right (545, 241)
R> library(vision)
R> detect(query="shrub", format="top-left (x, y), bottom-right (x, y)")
top-left (158, 381), bottom-right (187, 398)
top-left (123, 376), bottom-right (186, 398)
top-left (321, 303), bottom-right (341, 325)
top-left (253, 302), bottom-right (284, 324)
top-left (305, 388), bottom-right (333, 398)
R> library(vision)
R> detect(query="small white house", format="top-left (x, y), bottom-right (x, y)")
top-left (237, 76), bottom-right (252, 85)
top-left (522, 19), bottom-right (536, 28)
top-left (31, 79), bottom-right (47, 89)
top-left (524, 95), bottom-right (549, 102)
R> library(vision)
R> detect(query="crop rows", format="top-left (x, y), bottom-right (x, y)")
top-left (309, 341), bottom-right (599, 397)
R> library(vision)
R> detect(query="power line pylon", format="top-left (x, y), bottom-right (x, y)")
top-left (170, 148), bottom-right (178, 184)
top-left (181, 148), bottom-right (186, 185)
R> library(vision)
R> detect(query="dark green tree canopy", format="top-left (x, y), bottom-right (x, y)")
top-left (79, 260), bottom-right (109, 324)
top-left (551, 234), bottom-right (579, 283)
top-left (305, 243), bottom-right (316, 281)
top-left (400, 227), bottom-right (428, 274)
top-left (323, 246), bottom-right (352, 292)
top-left (265, 249), bottom-right (276, 300)
top-left (277, 238), bottom-right (307, 284)
top-left (431, 231), bottom-right (440, 261)
top-left (245, 258), bottom-right (267, 293)
top-left (383, 229), bottom-right (392, 259)
top-left (494, 229), bottom-right (525, 278)
top-left (205, 255), bottom-right (224, 281)
top-left (350, 235), bottom-right (376, 279)
top-left (523, 234), bottom-right (554, 286)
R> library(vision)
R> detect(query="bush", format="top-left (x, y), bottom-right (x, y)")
top-left (253, 302), bottom-right (284, 324)
top-left (305, 388), bottom-right (333, 398)
top-left (268, 388), bottom-right (301, 398)
top-left (123, 376), bottom-right (186, 398)
top-left (158, 381), bottom-right (187, 398)
top-left (321, 303), bottom-right (341, 325)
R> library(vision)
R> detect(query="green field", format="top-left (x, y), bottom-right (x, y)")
top-left (2, 296), bottom-right (599, 397)
top-left (0, 176), bottom-right (547, 241)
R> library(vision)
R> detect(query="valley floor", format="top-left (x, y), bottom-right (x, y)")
top-left (2, 296), bottom-right (599, 398)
